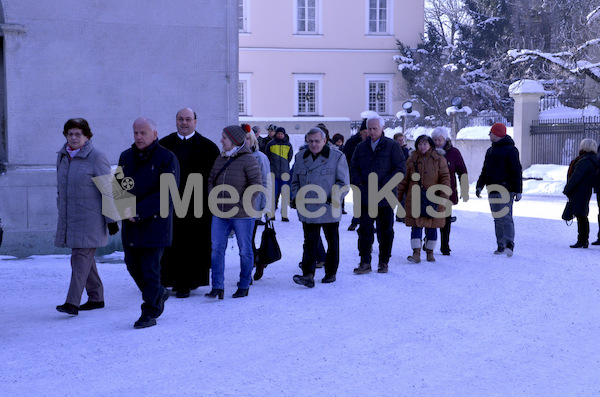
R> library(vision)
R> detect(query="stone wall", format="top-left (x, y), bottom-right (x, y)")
top-left (0, 0), bottom-right (238, 256)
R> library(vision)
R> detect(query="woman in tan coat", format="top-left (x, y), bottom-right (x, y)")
top-left (398, 135), bottom-right (451, 263)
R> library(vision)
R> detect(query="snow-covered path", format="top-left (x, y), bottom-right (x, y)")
top-left (1, 193), bottom-right (599, 396)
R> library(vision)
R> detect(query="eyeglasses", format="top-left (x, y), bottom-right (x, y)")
top-left (67, 132), bottom-right (83, 138)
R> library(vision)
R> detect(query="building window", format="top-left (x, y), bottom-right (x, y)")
top-left (365, 74), bottom-right (393, 115)
top-left (239, 0), bottom-right (248, 32)
top-left (296, 0), bottom-right (318, 34)
top-left (239, 73), bottom-right (251, 116)
top-left (367, 0), bottom-right (392, 35)
top-left (294, 74), bottom-right (323, 116)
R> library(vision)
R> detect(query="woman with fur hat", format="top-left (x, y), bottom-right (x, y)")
top-left (206, 125), bottom-right (262, 299)
top-left (397, 135), bottom-right (451, 263)
top-left (431, 127), bottom-right (468, 255)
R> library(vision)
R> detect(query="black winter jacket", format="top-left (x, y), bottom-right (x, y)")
top-left (350, 136), bottom-right (406, 207)
top-left (476, 136), bottom-right (523, 194)
top-left (343, 133), bottom-right (363, 167)
top-left (563, 152), bottom-right (598, 217)
top-left (118, 139), bottom-right (180, 248)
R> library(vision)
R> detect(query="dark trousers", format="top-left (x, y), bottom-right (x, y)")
top-left (301, 222), bottom-right (339, 277)
top-left (596, 193), bottom-right (600, 240)
top-left (124, 246), bottom-right (165, 317)
top-left (576, 215), bottom-right (590, 244)
top-left (358, 206), bottom-right (394, 264)
top-left (440, 215), bottom-right (452, 251)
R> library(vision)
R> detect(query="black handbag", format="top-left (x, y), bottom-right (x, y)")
top-left (415, 161), bottom-right (438, 218)
top-left (0, 218), bottom-right (3, 248)
top-left (256, 219), bottom-right (281, 265)
top-left (561, 201), bottom-right (574, 224)
top-left (420, 189), bottom-right (438, 218)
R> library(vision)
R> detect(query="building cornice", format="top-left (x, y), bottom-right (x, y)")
top-left (240, 47), bottom-right (398, 53)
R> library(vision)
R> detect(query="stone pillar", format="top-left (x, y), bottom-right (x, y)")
top-left (509, 80), bottom-right (545, 169)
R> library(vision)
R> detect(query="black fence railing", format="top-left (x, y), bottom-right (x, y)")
top-left (540, 95), bottom-right (596, 112)
top-left (531, 117), bottom-right (600, 165)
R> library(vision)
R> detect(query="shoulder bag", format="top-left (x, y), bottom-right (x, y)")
top-left (256, 219), bottom-right (281, 265)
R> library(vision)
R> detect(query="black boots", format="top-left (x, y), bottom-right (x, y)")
top-left (254, 263), bottom-right (265, 280)
top-left (232, 288), bottom-right (249, 298)
top-left (79, 301), bottom-right (104, 311)
top-left (293, 274), bottom-right (315, 288)
top-left (134, 313), bottom-right (156, 329)
top-left (353, 263), bottom-right (372, 274)
top-left (205, 289), bottom-right (224, 299)
top-left (56, 303), bottom-right (78, 316)
top-left (570, 241), bottom-right (589, 248)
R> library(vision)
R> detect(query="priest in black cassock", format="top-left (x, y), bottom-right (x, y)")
top-left (159, 108), bottom-right (219, 298)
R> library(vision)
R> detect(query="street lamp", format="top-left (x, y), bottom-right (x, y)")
top-left (446, 96), bottom-right (472, 140)
top-left (396, 101), bottom-right (420, 133)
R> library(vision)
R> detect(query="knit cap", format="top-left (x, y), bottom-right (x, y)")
top-left (490, 123), bottom-right (507, 138)
top-left (223, 125), bottom-right (246, 146)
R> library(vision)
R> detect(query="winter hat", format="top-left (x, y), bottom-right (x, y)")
top-left (275, 126), bottom-right (286, 134)
top-left (223, 125), bottom-right (246, 146)
top-left (241, 123), bottom-right (252, 133)
top-left (359, 118), bottom-right (368, 131)
top-left (316, 123), bottom-right (330, 140)
top-left (490, 123), bottom-right (507, 138)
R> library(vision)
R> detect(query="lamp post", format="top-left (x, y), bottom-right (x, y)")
top-left (396, 101), bottom-right (420, 133)
top-left (446, 96), bottom-right (472, 140)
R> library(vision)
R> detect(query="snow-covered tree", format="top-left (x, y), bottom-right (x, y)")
top-left (508, 3), bottom-right (600, 88)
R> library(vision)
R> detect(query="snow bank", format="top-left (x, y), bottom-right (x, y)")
top-left (540, 105), bottom-right (600, 120)
top-left (457, 126), bottom-right (514, 140)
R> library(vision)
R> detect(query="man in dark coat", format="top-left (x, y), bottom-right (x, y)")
top-left (119, 117), bottom-right (180, 328)
top-left (351, 116), bottom-right (406, 274)
top-left (476, 123), bottom-right (522, 257)
top-left (343, 119), bottom-right (368, 231)
top-left (159, 108), bottom-right (219, 298)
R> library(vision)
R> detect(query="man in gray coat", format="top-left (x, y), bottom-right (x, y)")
top-left (291, 127), bottom-right (350, 287)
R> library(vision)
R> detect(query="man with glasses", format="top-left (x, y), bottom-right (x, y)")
top-left (158, 108), bottom-right (219, 298)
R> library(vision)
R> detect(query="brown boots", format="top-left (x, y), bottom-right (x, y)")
top-left (425, 249), bottom-right (435, 262)
top-left (407, 248), bottom-right (421, 263)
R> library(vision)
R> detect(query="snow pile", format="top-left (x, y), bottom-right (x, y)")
top-left (508, 79), bottom-right (546, 95)
top-left (540, 105), bottom-right (600, 120)
top-left (456, 126), bottom-right (514, 139)
top-left (522, 164), bottom-right (568, 195)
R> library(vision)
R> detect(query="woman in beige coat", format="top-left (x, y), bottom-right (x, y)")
top-left (398, 135), bottom-right (450, 263)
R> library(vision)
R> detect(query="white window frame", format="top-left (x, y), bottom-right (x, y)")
top-left (365, 74), bottom-right (393, 116)
top-left (366, 0), bottom-right (393, 35)
top-left (239, 0), bottom-right (249, 33)
top-left (293, 0), bottom-right (322, 35)
top-left (239, 73), bottom-right (252, 116)
top-left (294, 73), bottom-right (323, 116)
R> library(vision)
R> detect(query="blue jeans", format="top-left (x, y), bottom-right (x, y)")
top-left (410, 227), bottom-right (437, 241)
top-left (211, 216), bottom-right (255, 289)
top-left (488, 191), bottom-right (515, 248)
top-left (274, 177), bottom-right (290, 210)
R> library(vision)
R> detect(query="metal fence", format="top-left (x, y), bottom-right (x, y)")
top-left (540, 95), bottom-right (595, 112)
top-left (531, 117), bottom-right (600, 165)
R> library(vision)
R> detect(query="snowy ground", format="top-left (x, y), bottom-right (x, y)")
top-left (2, 177), bottom-right (600, 396)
